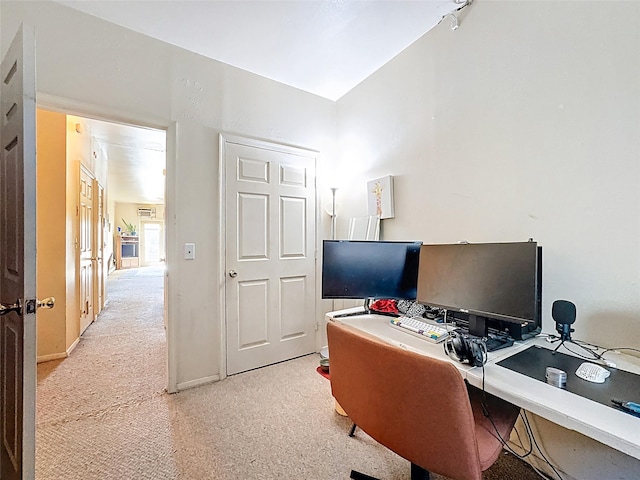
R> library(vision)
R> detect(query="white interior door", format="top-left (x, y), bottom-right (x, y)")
top-left (0, 23), bottom-right (37, 480)
top-left (223, 135), bottom-right (317, 375)
top-left (140, 220), bottom-right (164, 266)
top-left (79, 165), bottom-right (94, 333)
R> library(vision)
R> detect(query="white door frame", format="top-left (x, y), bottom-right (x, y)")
top-left (35, 93), bottom-right (177, 391)
top-left (218, 133), bottom-right (320, 379)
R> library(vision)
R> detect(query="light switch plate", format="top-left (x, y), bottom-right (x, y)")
top-left (184, 243), bottom-right (196, 260)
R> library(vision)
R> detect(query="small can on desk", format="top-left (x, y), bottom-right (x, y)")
top-left (546, 367), bottom-right (567, 388)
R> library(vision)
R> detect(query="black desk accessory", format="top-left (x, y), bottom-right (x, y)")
top-left (551, 299), bottom-right (576, 353)
top-left (611, 398), bottom-right (640, 416)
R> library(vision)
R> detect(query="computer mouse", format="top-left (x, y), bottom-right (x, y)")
top-left (575, 362), bottom-right (610, 383)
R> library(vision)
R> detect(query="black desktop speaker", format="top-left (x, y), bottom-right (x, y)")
top-left (552, 300), bottom-right (576, 341)
top-left (443, 331), bottom-right (487, 367)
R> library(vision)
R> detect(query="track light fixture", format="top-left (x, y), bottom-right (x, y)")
top-left (448, 14), bottom-right (459, 30)
top-left (440, 0), bottom-right (473, 31)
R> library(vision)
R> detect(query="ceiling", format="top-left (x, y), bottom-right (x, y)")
top-left (56, 0), bottom-right (462, 101)
top-left (57, 0), bottom-right (464, 205)
top-left (82, 117), bottom-right (167, 205)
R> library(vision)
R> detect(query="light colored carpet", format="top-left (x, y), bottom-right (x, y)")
top-left (36, 266), bottom-right (540, 479)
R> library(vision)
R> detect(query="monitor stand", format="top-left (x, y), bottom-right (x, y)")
top-left (364, 298), bottom-right (372, 313)
top-left (465, 314), bottom-right (514, 352)
top-left (332, 298), bottom-right (375, 318)
top-left (333, 298), bottom-right (388, 318)
top-left (468, 314), bottom-right (487, 338)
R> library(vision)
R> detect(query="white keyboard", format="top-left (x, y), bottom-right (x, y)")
top-left (389, 316), bottom-right (450, 343)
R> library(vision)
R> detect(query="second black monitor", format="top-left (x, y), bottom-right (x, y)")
top-left (416, 241), bottom-right (542, 337)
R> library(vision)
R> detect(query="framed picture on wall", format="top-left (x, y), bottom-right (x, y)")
top-left (367, 175), bottom-right (394, 219)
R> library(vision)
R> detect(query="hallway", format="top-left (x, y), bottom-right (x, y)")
top-left (35, 266), bottom-right (175, 479)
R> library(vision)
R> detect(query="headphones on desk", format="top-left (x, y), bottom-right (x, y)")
top-left (444, 331), bottom-right (487, 367)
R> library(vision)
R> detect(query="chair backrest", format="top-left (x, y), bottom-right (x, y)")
top-left (327, 321), bottom-right (485, 480)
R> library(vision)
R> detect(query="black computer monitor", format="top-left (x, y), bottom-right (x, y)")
top-left (322, 240), bottom-right (422, 305)
top-left (416, 241), bottom-right (542, 338)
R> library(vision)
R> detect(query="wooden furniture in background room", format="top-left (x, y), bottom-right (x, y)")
top-left (327, 320), bottom-right (521, 480)
top-left (116, 235), bottom-right (139, 269)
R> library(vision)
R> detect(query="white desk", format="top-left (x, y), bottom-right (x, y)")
top-left (326, 310), bottom-right (640, 461)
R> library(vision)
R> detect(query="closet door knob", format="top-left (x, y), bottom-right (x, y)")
top-left (37, 297), bottom-right (56, 309)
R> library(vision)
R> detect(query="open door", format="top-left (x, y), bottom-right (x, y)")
top-left (1, 24), bottom-right (37, 480)
top-left (78, 165), bottom-right (94, 333)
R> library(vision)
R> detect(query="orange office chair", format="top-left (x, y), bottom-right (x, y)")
top-left (327, 321), bottom-right (521, 480)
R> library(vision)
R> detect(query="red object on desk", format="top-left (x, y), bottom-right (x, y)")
top-left (370, 299), bottom-right (398, 314)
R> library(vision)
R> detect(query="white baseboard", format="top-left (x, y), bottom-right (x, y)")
top-left (67, 337), bottom-right (80, 355)
top-left (176, 374), bottom-right (220, 392)
top-left (37, 337), bottom-right (81, 364)
top-left (37, 352), bottom-right (67, 363)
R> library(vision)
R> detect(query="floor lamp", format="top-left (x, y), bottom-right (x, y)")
top-left (330, 187), bottom-right (338, 240)
top-left (329, 187), bottom-right (338, 313)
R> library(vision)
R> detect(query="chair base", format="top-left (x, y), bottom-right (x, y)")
top-left (350, 463), bottom-right (429, 480)
top-left (350, 470), bottom-right (379, 480)
top-left (348, 425), bottom-right (430, 480)
top-left (411, 463), bottom-right (430, 480)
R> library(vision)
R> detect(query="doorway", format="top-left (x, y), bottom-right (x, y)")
top-left (34, 110), bottom-right (169, 469)
top-left (35, 110), bottom-right (167, 354)
top-left (73, 113), bottom-right (167, 336)
top-left (140, 220), bottom-right (165, 266)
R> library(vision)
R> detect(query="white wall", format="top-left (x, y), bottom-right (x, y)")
top-left (1, 0), bottom-right (337, 390)
top-left (335, 0), bottom-right (639, 350)
top-left (334, 1), bottom-right (639, 478)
